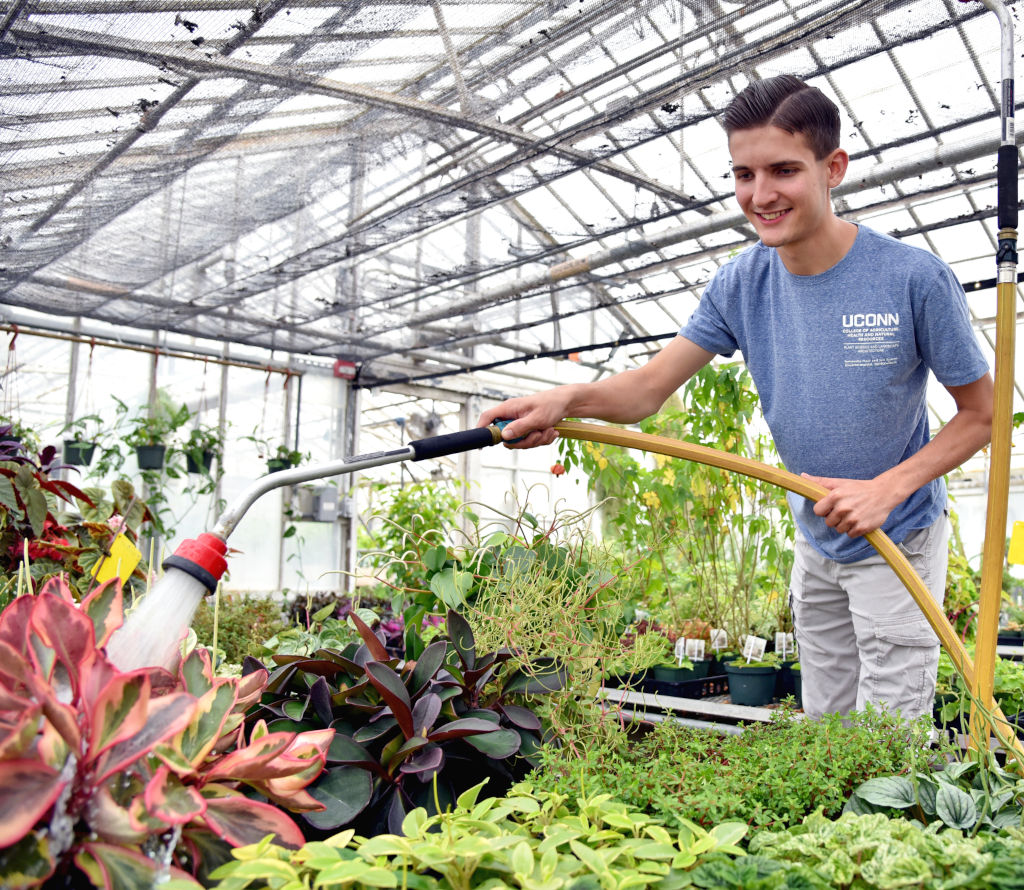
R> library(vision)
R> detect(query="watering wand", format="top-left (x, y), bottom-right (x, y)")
top-left (105, 424), bottom-right (506, 673)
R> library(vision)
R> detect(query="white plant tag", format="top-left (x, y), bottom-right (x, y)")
top-left (685, 638), bottom-right (705, 661)
top-left (742, 635), bottom-right (767, 662)
top-left (775, 632), bottom-right (795, 659)
top-left (674, 637), bottom-right (688, 666)
top-left (710, 628), bottom-right (728, 651)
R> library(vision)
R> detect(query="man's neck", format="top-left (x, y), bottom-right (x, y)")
top-left (777, 218), bottom-right (859, 276)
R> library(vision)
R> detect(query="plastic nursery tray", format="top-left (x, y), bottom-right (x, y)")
top-left (640, 673), bottom-right (729, 699)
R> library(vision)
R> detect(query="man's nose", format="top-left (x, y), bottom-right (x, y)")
top-left (751, 176), bottom-right (777, 208)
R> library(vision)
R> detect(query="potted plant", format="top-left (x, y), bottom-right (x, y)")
top-left (119, 392), bottom-right (191, 470)
top-left (724, 651), bottom-right (782, 707)
top-left (181, 422), bottom-right (223, 474)
top-left (267, 443), bottom-right (304, 473)
top-left (790, 660), bottom-right (802, 708)
top-left (59, 413), bottom-right (104, 466)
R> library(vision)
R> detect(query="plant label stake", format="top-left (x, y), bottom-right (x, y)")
top-left (710, 628), bottom-right (727, 651)
top-left (775, 632), bottom-right (794, 659)
top-left (742, 635), bottom-right (767, 663)
top-left (684, 638), bottom-right (705, 662)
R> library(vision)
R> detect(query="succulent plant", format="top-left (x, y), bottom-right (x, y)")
top-left (247, 608), bottom-right (566, 837)
top-left (0, 577), bottom-right (333, 889)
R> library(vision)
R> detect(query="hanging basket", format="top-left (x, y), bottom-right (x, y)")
top-left (62, 439), bottom-right (96, 466)
top-left (186, 449), bottom-right (214, 474)
top-left (135, 444), bottom-right (166, 470)
top-left (724, 663), bottom-right (779, 707)
top-left (267, 457), bottom-right (294, 473)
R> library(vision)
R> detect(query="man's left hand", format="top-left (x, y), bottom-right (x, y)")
top-left (801, 474), bottom-right (897, 538)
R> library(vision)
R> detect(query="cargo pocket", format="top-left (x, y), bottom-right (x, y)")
top-left (865, 615), bottom-right (939, 718)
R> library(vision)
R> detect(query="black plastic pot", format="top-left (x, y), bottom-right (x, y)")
top-left (62, 439), bottom-right (96, 466)
top-left (135, 444), bottom-right (166, 470)
top-left (724, 663), bottom-right (779, 706)
top-left (775, 659), bottom-right (799, 700)
top-left (186, 449), bottom-right (214, 474)
top-left (651, 658), bottom-right (711, 684)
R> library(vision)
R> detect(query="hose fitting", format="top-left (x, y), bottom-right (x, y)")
top-left (162, 532), bottom-right (228, 594)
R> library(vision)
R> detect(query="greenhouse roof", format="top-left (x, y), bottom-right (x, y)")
top-left (0, 0), bottom-right (1021, 414)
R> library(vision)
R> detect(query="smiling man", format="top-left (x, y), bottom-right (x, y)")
top-left (477, 75), bottom-right (993, 721)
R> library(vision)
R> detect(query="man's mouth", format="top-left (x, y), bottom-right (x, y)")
top-left (758, 210), bottom-right (789, 221)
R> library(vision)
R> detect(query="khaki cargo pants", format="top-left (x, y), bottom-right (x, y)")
top-left (790, 512), bottom-right (950, 721)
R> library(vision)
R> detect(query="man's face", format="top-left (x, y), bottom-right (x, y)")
top-left (728, 125), bottom-right (846, 259)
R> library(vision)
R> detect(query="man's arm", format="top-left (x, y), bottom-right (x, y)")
top-left (804, 372), bottom-right (994, 538)
top-left (477, 336), bottom-right (715, 448)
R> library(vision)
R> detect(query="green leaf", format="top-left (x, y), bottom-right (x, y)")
top-left (935, 782), bottom-right (978, 829)
top-left (423, 545), bottom-right (449, 572)
top-left (447, 609), bottom-right (476, 669)
top-left (850, 776), bottom-right (916, 810)
top-left (429, 567), bottom-right (474, 609)
top-left (316, 861), bottom-right (399, 887)
top-left (365, 662), bottom-right (414, 738)
top-left (511, 841), bottom-right (534, 877)
top-left (0, 828), bottom-right (54, 885)
top-left (305, 766), bottom-right (374, 830)
top-left (463, 727), bottom-right (521, 758)
top-left (503, 658), bottom-right (567, 695)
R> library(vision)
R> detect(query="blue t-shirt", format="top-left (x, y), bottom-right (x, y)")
top-left (679, 224), bottom-right (989, 563)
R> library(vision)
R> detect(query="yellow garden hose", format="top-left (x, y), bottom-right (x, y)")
top-left (969, 0), bottom-right (1018, 754)
top-left (556, 420), bottom-right (1024, 763)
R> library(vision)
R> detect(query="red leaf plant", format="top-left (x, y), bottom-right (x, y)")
top-left (0, 577), bottom-right (333, 889)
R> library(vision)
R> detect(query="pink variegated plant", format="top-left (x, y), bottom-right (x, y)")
top-left (0, 578), bottom-right (333, 890)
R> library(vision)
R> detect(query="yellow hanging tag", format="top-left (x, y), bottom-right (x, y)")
top-left (1008, 522), bottom-right (1024, 565)
top-left (94, 534), bottom-right (142, 586)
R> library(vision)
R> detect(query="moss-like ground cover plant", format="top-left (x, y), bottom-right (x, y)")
top-left (531, 705), bottom-right (936, 832)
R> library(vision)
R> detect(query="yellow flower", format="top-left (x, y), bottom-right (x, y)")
top-left (642, 491), bottom-right (660, 508)
top-left (597, 456), bottom-right (608, 470)
top-left (662, 467), bottom-right (675, 485)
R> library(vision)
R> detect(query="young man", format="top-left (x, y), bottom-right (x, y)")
top-left (477, 75), bottom-right (993, 721)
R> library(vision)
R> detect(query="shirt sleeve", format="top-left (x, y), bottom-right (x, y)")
top-left (678, 273), bottom-right (740, 358)
top-left (913, 261), bottom-right (990, 387)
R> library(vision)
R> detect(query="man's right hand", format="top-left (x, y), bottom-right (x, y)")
top-left (476, 388), bottom-right (575, 448)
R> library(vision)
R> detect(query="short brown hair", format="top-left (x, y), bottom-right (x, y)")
top-left (723, 75), bottom-right (840, 160)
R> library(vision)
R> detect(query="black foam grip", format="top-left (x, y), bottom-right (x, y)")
top-left (410, 426), bottom-right (500, 461)
top-left (998, 144), bottom-right (1018, 230)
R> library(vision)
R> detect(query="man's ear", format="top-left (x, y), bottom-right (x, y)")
top-left (825, 148), bottom-right (849, 188)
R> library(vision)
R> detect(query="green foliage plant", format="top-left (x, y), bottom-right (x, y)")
top-left (0, 434), bottom-right (153, 604)
top-left (529, 705), bottom-right (936, 832)
top-left (847, 743), bottom-right (1024, 834)
top-left (207, 780), bottom-right (748, 890)
top-left (364, 478), bottom-right (462, 596)
top-left (462, 497), bottom-right (650, 752)
top-left (248, 608), bottom-right (566, 837)
top-left (936, 648), bottom-right (1024, 725)
top-left (557, 363), bottom-right (795, 646)
top-left (690, 808), bottom-right (1024, 890)
top-left (191, 591), bottom-right (290, 666)
top-left (0, 577), bottom-right (334, 889)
